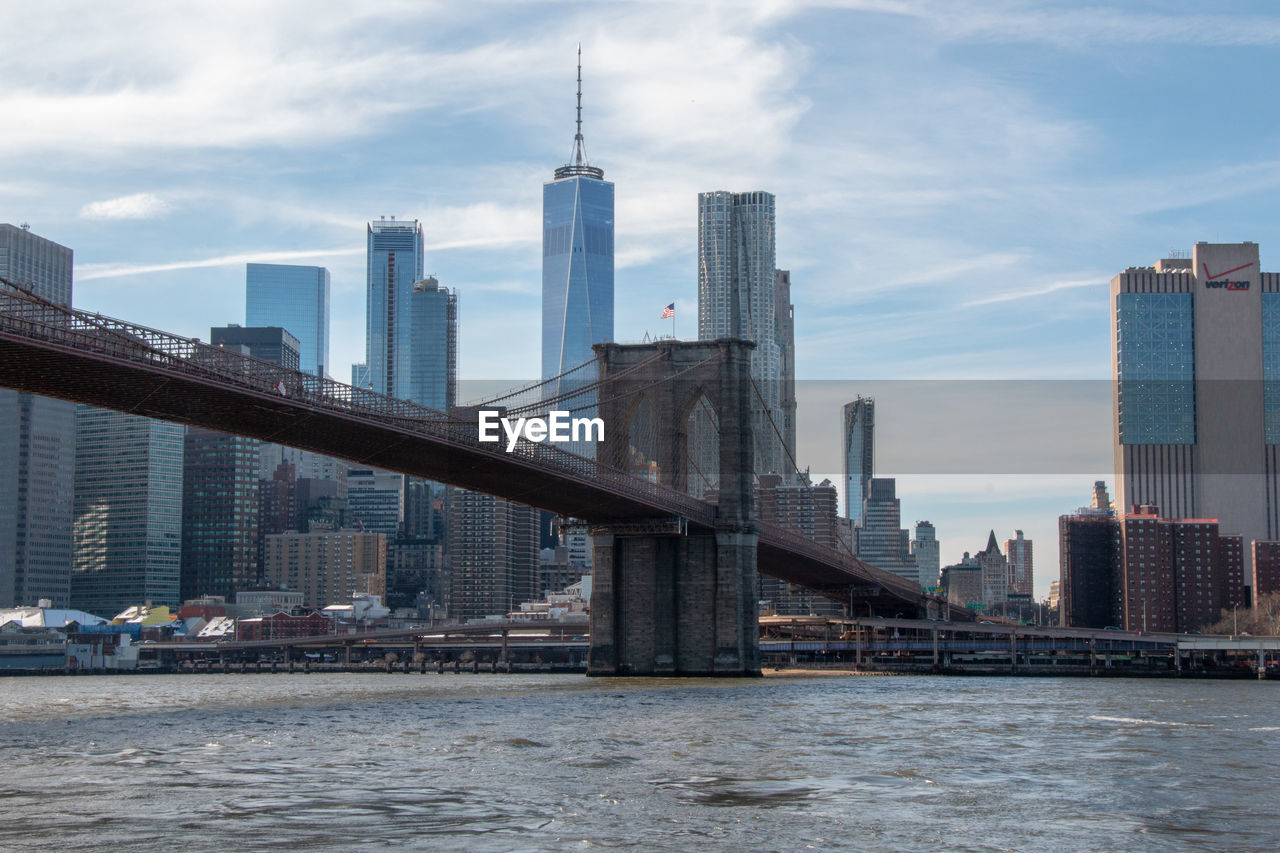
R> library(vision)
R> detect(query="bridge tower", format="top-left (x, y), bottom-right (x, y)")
top-left (588, 338), bottom-right (760, 676)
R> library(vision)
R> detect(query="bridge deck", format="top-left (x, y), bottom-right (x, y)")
top-left (0, 286), bottom-right (958, 617)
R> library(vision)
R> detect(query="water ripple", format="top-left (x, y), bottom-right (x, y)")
top-left (0, 673), bottom-right (1276, 852)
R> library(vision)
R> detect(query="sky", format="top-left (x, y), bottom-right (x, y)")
top-left (4, 0), bottom-right (1280, 597)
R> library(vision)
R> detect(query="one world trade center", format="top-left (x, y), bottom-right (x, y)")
top-left (541, 45), bottom-right (614, 392)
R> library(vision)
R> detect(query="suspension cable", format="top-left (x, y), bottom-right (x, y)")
top-left (749, 373), bottom-right (802, 477)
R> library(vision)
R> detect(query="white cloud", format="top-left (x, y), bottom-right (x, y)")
top-left (79, 192), bottom-right (169, 220)
top-left (793, 0), bottom-right (1280, 47)
top-left (926, 3), bottom-right (1280, 48)
top-left (425, 203), bottom-right (540, 253)
top-left (963, 276), bottom-right (1107, 308)
top-left (0, 4), bottom-right (552, 157)
top-left (77, 248), bottom-right (364, 281)
top-left (464, 279), bottom-right (538, 295)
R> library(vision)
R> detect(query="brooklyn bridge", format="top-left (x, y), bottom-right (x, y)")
top-left (0, 280), bottom-right (965, 677)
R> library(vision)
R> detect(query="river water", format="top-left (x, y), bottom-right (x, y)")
top-left (0, 672), bottom-right (1276, 851)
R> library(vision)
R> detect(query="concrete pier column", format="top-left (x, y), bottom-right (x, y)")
top-left (588, 523), bottom-right (759, 676)
top-left (587, 338), bottom-right (761, 678)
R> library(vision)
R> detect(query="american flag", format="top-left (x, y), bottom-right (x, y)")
top-left (661, 303), bottom-right (675, 319)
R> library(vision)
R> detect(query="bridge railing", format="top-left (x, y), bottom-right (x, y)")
top-left (0, 285), bottom-right (947, 602)
top-left (0, 286), bottom-right (714, 524)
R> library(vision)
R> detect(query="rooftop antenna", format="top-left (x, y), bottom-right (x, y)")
top-left (574, 43), bottom-right (585, 166)
top-left (555, 43), bottom-right (604, 180)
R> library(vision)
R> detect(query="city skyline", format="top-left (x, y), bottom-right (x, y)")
top-left (5, 1), bottom-right (1280, 594)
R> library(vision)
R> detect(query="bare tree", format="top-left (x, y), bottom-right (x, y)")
top-left (1204, 592), bottom-right (1280, 635)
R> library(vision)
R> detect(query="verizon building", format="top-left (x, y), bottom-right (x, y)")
top-left (1111, 242), bottom-right (1279, 579)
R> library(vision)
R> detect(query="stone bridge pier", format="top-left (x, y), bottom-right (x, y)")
top-left (587, 339), bottom-right (761, 677)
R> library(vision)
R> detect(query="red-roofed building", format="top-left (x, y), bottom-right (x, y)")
top-left (234, 611), bottom-right (331, 642)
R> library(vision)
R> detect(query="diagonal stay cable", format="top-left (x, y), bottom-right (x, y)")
top-left (750, 373), bottom-right (802, 477)
top-left (494, 349), bottom-right (669, 417)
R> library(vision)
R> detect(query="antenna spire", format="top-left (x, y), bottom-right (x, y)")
top-left (575, 43), bottom-right (584, 165)
top-left (555, 43), bottom-right (604, 180)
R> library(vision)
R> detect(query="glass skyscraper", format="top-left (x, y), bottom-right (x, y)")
top-left (842, 397), bottom-right (874, 523)
top-left (408, 276), bottom-right (458, 411)
top-left (246, 263), bottom-right (330, 376)
top-left (541, 51), bottom-right (613, 387)
top-left (855, 478), bottom-right (919, 584)
top-left (697, 190), bottom-right (782, 477)
top-left (351, 363), bottom-right (371, 390)
top-left (367, 217), bottom-right (425, 400)
top-left (1115, 292), bottom-right (1195, 445)
top-left (364, 226), bottom-right (456, 563)
top-left (72, 407), bottom-right (184, 616)
top-left (0, 224), bottom-right (75, 608)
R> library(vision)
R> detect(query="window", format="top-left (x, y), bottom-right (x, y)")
top-left (1116, 292), bottom-right (1195, 444)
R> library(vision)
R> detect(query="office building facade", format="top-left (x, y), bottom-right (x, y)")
top-left (407, 276), bottom-right (458, 411)
top-left (911, 521), bottom-right (940, 589)
top-left (977, 531), bottom-right (1009, 607)
top-left (698, 190), bottom-right (782, 477)
top-left (263, 530), bottom-right (386, 610)
top-left (245, 263), bottom-right (330, 376)
top-left (366, 217), bottom-right (425, 400)
top-left (346, 468), bottom-right (405, 537)
top-left (754, 474), bottom-right (843, 616)
top-left (72, 408), bottom-right (184, 616)
top-left (1111, 242), bottom-right (1280, 576)
top-left (0, 224), bottom-right (76, 608)
top-left (446, 488), bottom-right (539, 622)
top-left (210, 325), bottom-right (301, 372)
top-left (1005, 530), bottom-right (1034, 597)
top-left (181, 428), bottom-right (261, 601)
top-left (387, 536), bottom-right (444, 612)
top-left (942, 554), bottom-right (983, 609)
top-left (842, 397), bottom-right (874, 523)
top-left (855, 478), bottom-right (918, 584)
